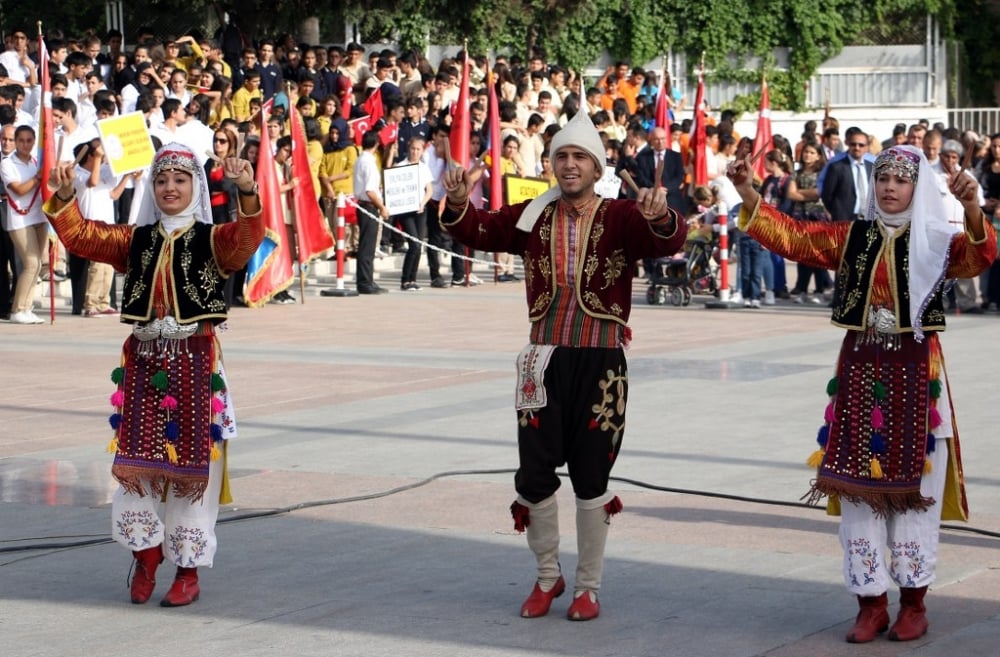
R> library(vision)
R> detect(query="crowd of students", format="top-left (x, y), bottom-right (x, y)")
top-left (1, 24), bottom-right (998, 316)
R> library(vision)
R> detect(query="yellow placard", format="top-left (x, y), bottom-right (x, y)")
top-left (504, 175), bottom-right (553, 205)
top-left (96, 112), bottom-right (155, 177)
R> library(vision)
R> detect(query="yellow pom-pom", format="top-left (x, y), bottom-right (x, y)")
top-left (870, 457), bottom-right (884, 479)
top-left (210, 443), bottom-right (221, 461)
top-left (923, 458), bottom-right (933, 475)
top-left (106, 437), bottom-right (119, 454)
top-left (166, 443), bottom-right (178, 464)
top-left (806, 449), bottom-right (825, 469)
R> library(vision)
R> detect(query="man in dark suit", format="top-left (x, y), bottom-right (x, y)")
top-left (635, 126), bottom-right (688, 215)
top-left (821, 126), bottom-right (872, 222)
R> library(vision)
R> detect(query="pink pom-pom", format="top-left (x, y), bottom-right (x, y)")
top-left (824, 402), bottom-right (835, 424)
top-left (110, 390), bottom-right (125, 407)
top-left (159, 395), bottom-right (178, 410)
top-left (928, 406), bottom-right (942, 429)
top-left (211, 396), bottom-right (225, 414)
top-left (871, 405), bottom-right (884, 429)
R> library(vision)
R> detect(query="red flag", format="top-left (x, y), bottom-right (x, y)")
top-left (288, 106), bottom-right (334, 264)
top-left (751, 75), bottom-right (773, 181)
top-left (487, 69), bottom-right (502, 211)
top-left (37, 34), bottom-right (55, 201)
top-left (450, 52), bottom-right (471, 165)
top-left (362, 86), bottom-right (383, 120)
top-left (690, 61), bottom-right (708, 187)
top-left (349, 115), bottom-right (373, 146)
top-left (378, 122), bottom-right (398, 147)
top-left (350, 87), bottom-right (384, 145)
top-left (244, 101), bottom-right (294, 306)
top-left (654, 70), bottom-right (671, 145)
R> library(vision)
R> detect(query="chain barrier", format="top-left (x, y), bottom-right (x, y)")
top-left (345, 197), bottom-right (503, 270)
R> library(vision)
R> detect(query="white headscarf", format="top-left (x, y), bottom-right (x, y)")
top-left (863, 145), bottom-right (954, 341)
top-left (134, 142), bottom-right (213, 232)
top-left (515, 109), bottom-right (606, 231)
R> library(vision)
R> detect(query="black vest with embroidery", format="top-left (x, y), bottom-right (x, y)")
top-left (120, 223), bottom-right (229, 324)
top-left (831, 220), bottom-right (946, 332)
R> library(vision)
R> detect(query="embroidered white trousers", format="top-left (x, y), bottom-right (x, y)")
top-left (111, 455), bottom-right (223, 568)
top-left (839, 439), bottom-right (948, 595)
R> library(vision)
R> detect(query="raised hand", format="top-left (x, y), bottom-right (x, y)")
top-left (223, 157), bottom-right (255, 192)
top-left (442, 164), bottom-right (471, 206)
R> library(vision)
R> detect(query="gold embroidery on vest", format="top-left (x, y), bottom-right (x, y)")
top-left (583, 290), bottom-right (609, 313)
top-left (583, 253), bottom-right (599, 286)
top-left (602, 248), bottom-right (627, 290)
top-left (530, 291), bottom-right (552, 314)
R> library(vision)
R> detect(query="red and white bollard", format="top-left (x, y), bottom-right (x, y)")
top-left (716, 206), bottom-right (730, 303)
top-left (320, 193), bottom-right (359, 297)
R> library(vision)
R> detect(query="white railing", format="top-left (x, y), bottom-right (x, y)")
top-left (947, 109), bottom-right (1000, 136)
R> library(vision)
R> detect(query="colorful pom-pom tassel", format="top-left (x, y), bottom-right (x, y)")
top-left (926, 434), bottom-right (936, 453)
top-left (923, 458), bottom-right (933, 475)
top-left (929, 379), bottom-right (942, 399)
top-left (870, 432), bottom-right (886, 455)
top-left (211, 373), bottom-right (225, 392)
top-left (210, 442), bottom-right (221, 461)
top-left (110, 367), bottom-right (125, 384)
top-left (807, 449), bottom-right (825, 468)
top-left (110, 390), bottom-right (125, 407)
top-left (165, 421), bottom-right (180, 441)
top-left (873, 381), bottom-right (887, 401)
top-left (928, 406), bottom-right (942, 429)
top-left (826, 377), bottom-right (839, 396)
top-left (160, 395), bottom-right (179, 410)
top-left (106, 437), bottom-right (118, 454)
top-left (604, 496), bottom-right (624, 516)
top-left (824, 402), bottom-right (835, 424)
top-left (871, 405), bottom-right (884, 429)
top-left (870, 457), bottom-right (884, 479)
top-left (166, 442), bottom-right (178, 464)
top-left (109, 413), bottom-right (122, 430)
top-left (211, 396), bottom-right (225, 414)
top-left (151, 370), bottom-right (169, 390)
top-left (210, 423), bottom-right (223, 441)
top-left (816, 424), bottom-right (830, 448)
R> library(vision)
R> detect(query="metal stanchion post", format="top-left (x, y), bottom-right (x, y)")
top-left (320, 193), bottom-right (359, 297)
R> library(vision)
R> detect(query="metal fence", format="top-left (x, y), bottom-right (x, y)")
top-left (947, 109), bottom-right (1000, 137)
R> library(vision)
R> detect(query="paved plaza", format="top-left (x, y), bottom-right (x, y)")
top-left (2, 279), bottom-right (999, 657)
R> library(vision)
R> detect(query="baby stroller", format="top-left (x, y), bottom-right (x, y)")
top-left (645, 234), bottom-right (719, 306)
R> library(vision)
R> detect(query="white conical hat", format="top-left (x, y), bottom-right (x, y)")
top-left (515, 110), bottom-right (605, 231)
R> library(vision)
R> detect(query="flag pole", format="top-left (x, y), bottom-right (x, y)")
top-left (39, 21), bottom-right (58, 323)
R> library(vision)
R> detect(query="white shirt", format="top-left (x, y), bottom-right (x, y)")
top-left (74, 163), bottom-right (118, 223)
top-left (353, 150), bottom-right (381, 201)
top-left (422, 143), bottom-right (447, 201)
top-left (0, 153), bottom-right (45, 230)
top-left (0, 49), bottom-right (31, 83)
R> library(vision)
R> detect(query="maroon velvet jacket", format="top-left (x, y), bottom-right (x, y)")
top-left (442, 197), bottom-right (685, 325)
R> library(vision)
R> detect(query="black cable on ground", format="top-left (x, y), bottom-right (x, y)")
top-left (2, 467), bottom-right (998, 556)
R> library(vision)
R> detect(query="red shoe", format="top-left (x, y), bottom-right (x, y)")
top-left (160, 567), bottom-right (200, 607)
top-left (567, 590), bottom-right (600, 621)
top-left (889, 586), bottom-right (928, 641)
top-left (130, 547), bottom-right (163, 604)
top-left (846, 593), bottom-right (889, 643)
top-left (520, 575), bottom-right (565, 618)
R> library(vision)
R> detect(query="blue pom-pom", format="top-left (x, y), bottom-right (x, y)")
top-left (109, 413), bottom-right (122, 430)
top-left (165, 421), bottom-right (180, 441)
top-left (816, 425), bottom-right (830, 447)
top-left (926, 434), bottom-right (936, 453)
top-left (870, 432), bottom-right (886, 454)
top-left (210, 423), bottom-right (223, 441)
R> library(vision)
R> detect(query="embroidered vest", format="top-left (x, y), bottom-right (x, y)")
top-left (120, 223), bottom-right (229, 324)
top-left (831, 221), bottom-right (946, 333)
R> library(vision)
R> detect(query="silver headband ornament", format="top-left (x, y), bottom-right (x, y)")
top-left (874, 147), bottom-right (919, 183)
top-left (151, 148), bottom-right (199, 178)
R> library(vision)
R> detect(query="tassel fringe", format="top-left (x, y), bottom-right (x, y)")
top-left (510, 501), bottom-right (531, 533)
